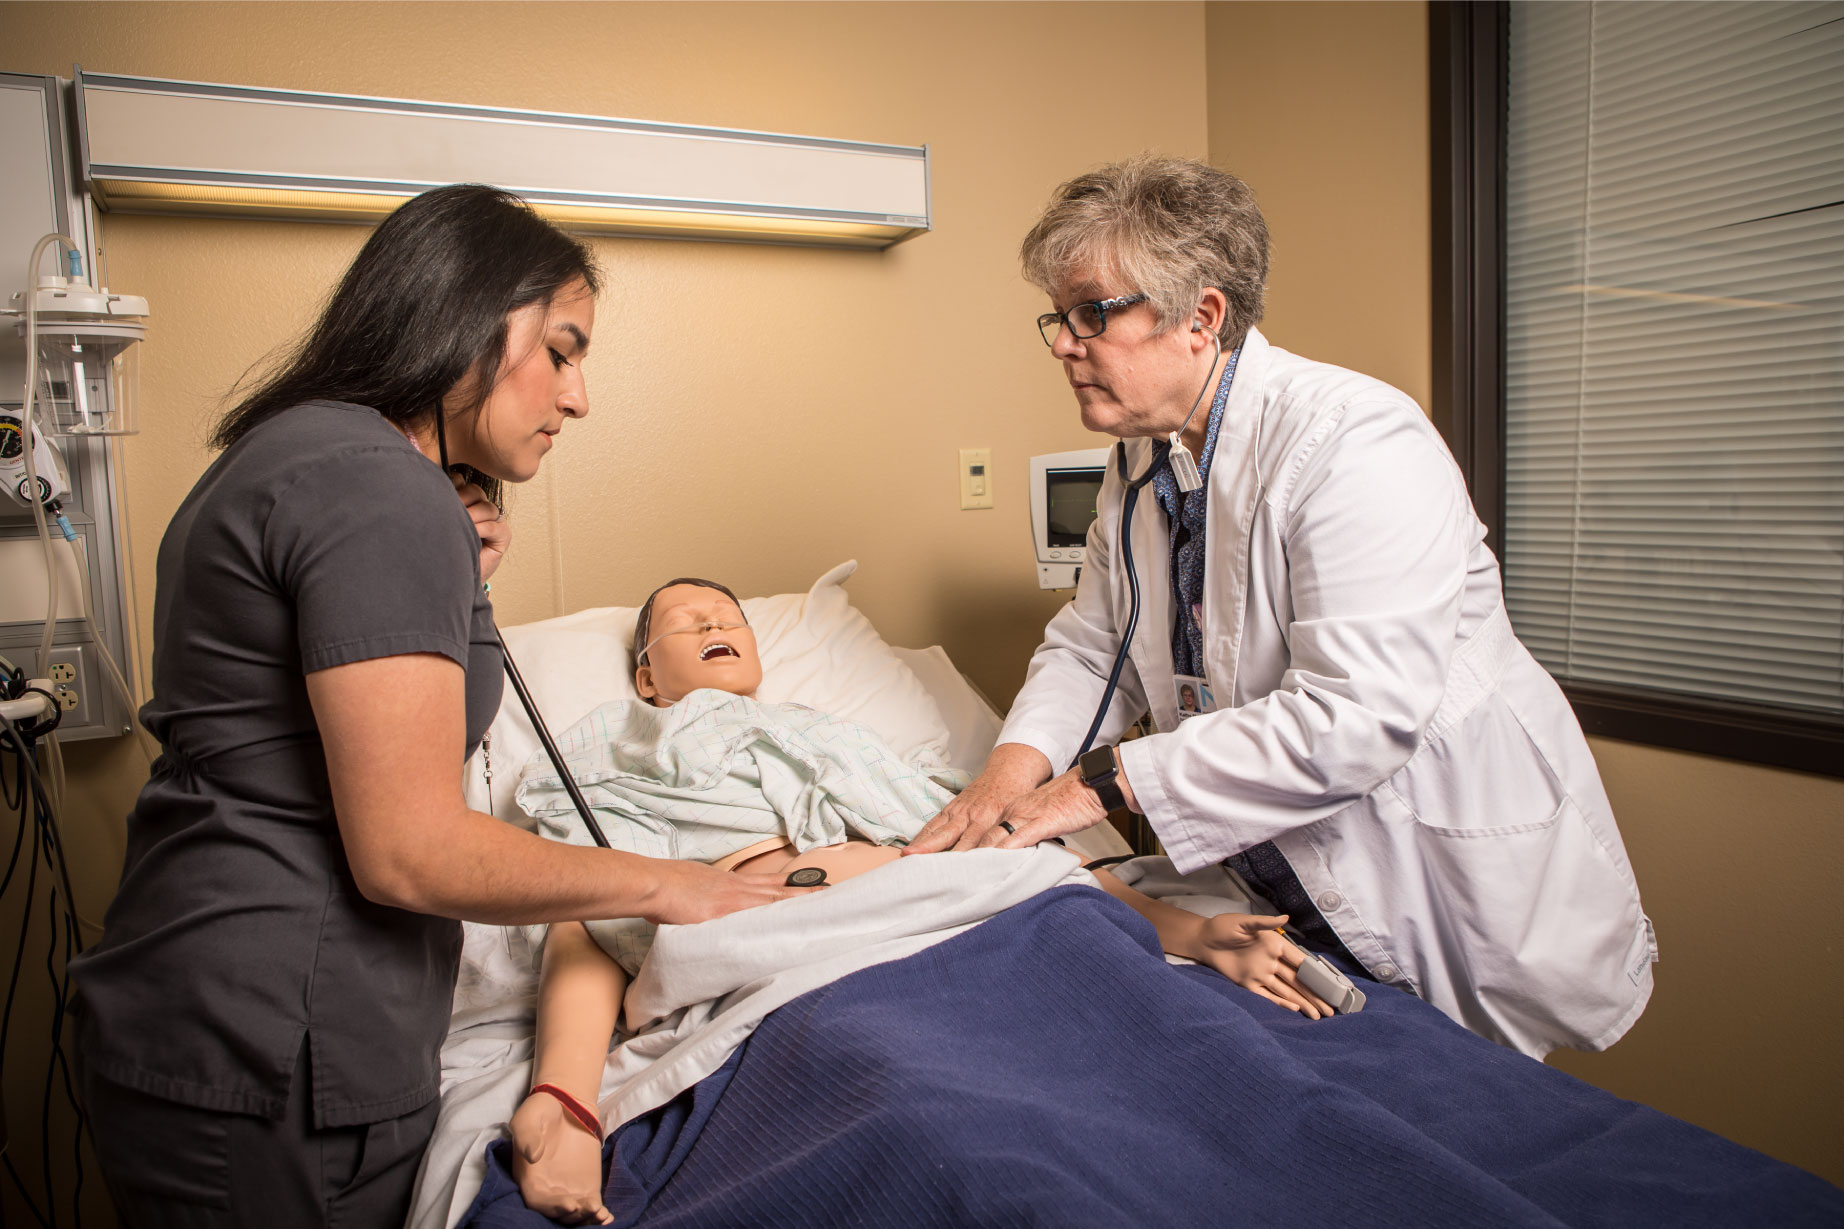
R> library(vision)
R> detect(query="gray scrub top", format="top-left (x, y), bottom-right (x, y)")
top-left (71, 401), bottom-right (503, 1128)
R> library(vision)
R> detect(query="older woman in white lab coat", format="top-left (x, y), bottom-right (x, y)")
top-left (908, 155), bottom-right (1654, 1058)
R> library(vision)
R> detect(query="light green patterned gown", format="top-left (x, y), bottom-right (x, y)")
top-left (516, 689), bottom-right (969, 972)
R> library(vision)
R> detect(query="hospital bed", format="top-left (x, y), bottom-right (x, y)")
top-left (408, 563), bottom-right (1842, 1229)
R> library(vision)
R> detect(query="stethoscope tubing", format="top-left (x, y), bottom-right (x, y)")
top-left (495, 628), bottom-right (612, 848)
top-left (434, 410), bottom-right (612, 850)
top-left (1070, 439), bottom-right (1169, 770)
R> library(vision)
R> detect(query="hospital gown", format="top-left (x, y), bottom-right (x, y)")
top-left (515, 689), bottom-right (969, 972)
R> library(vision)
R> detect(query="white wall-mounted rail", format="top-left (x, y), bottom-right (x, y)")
top-left (75, 70), bottom-right (931, 249)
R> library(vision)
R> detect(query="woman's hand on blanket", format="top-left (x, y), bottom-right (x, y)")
top-left (905, 743), bottom-right (1051, 853)
top-left (453, 472), bottom-right (512, 582)
top-left (642, 860), bottom-right (822, 925)
top-left (1196, 914), bottom-right (1336, 1020)
top-left (971, 767), bottom-right (1109, 850)
top-left (509, 1092), bottom-right (613, 1225)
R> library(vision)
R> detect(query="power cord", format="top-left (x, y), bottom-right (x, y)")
top-left (0, 710), bottom-right (87, 1229)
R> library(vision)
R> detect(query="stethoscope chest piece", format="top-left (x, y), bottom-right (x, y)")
top-left (785, 866), bottom-right (829, 887)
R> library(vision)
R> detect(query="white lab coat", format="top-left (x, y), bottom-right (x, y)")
top-left (1000, 328), bottom-right (1655, 1058)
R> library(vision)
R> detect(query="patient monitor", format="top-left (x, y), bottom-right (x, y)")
top-left (1029, 449), bottom-right (1108, 590)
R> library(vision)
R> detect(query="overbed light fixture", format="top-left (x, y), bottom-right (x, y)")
top-left (73, 70), bottom-right (931, 250)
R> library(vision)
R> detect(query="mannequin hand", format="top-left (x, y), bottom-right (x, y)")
top-left (509, 1093), bottom-right (612, 1226)
top-left (639, 860), bottom-right (821, 926)
top-left (1196, 913), bottom-right (1335, 1020)
top-left (906, 745), bottom-right (1050, 853)
top-left (454, 473), bottom-right (511, 582)
top-left (975, 767), bottom-right (1109, 849)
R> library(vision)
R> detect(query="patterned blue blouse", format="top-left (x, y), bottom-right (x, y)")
top-left (1152, 349), bottom-right (1241, 677)
top-left (1150, 349), bottom-right (1358, 961)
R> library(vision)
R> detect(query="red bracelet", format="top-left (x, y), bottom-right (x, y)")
top-left (530, 1083), bottom-right (602, 1140)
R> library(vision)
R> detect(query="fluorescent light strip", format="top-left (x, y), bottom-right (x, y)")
top-left (90, 180), bottom-right (912, 248)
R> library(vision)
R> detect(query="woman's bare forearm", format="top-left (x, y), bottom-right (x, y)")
top-left (310, 653), bottom-right (807, 925)
top-left (364, 806), bottom-right (673, 924)
top-left (984, 742), bottom-right (1055, 791)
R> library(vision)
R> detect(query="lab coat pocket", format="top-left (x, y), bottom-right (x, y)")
top-left (1395, 693), bottom-right (1570, 832)
top-left (1401, 691), bottom-right (1629, 949)
top-left (1395, 696), bottom-right (1645, 1050)
top-left (1412, 796), bottom-right (1639, 1033)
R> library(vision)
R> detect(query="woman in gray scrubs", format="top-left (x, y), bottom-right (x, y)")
top-left (69, 186), bottom-right (807, 1227)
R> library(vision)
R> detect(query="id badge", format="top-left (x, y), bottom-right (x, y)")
top-left (1175, 673), bottom-right (1216, 721)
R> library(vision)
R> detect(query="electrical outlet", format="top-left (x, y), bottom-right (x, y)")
top-left (26, 645), bottom-right (94, 729)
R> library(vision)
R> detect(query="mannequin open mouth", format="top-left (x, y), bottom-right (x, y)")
top-left (699, 643), bottom-right (739, 661)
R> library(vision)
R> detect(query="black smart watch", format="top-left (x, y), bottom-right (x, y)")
top-left (1078, 745), bottom-right (1127, 813)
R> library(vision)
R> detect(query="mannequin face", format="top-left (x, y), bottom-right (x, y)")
top-left (635, 583), bottom-right (762, 705)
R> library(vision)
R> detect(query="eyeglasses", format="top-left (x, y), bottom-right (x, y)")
top-left (638, 619), bottom-right (748, 664)
top-left (1037, 293), bottom-right (1148, 348)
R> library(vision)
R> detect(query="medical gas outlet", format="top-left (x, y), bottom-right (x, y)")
top-left (959, 448), bottom-right (994, 510)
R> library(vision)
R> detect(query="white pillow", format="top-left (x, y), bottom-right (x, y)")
top-left (463, 560), bottom-right (952, 828)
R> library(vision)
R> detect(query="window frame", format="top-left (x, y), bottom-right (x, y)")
top-left (1428, 0), bottom-right (1844, 779)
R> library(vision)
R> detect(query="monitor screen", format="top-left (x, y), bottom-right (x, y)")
top-left (1045, 468), bottom-right (1104, 547)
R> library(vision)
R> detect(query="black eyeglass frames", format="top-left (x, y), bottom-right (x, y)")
top-left (1036, 293), bottom-right (1148, 348)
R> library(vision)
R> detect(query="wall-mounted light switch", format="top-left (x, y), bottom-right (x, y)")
top-left (959, 448), bottom-right (994, 510)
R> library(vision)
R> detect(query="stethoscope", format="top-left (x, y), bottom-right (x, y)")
top-left (1070, 328), bottom-right (1227, 769)
top-left (434, 412), bottom-right (612, 849)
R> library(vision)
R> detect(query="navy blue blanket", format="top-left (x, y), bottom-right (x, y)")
top-left (463, 885), bottom-right (1841, 1228)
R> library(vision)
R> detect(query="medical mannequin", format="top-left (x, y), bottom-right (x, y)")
top-left (508, 579), bottom-right (1335, 1224)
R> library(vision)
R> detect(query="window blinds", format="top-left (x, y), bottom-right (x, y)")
top-left (1504, 0), bottom-right (1844, 715)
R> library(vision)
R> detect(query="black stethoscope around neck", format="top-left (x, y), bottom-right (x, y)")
top-left (1070, 437), bottom-right (1170, 767)
top-left (1069, 330), bottom-right (1229, 769)
top-left (434, 409), bottom-right (612, 849)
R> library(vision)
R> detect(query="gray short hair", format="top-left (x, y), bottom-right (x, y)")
top-left (1019, 154), bottom-right (1269, 346)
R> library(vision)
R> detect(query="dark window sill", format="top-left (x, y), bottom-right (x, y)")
top-left (1563, 681), bottom-right (1844, 780)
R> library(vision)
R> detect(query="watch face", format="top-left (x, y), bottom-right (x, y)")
top-left (1080, 746), bottom-right (1117, 783)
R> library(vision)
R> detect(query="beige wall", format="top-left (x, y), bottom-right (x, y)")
top-left (1205, 0), bottom-right (1431, 410)
top-left (4, 3), bottom-right (1840, 1221)
top-left (1549, 740), bottom-right (1844, 1184)
top-left (8, 0), bottom-right (1212, 699)
top-left (1207, 0), bottom-right (1844, 1187)
top-left (5, 4), bottom-right (1208, 1223)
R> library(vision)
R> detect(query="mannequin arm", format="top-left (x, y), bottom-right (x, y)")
top-left (1091, 870), bottom-right (1333, 1019)
top-left (509, 922), bottom-right (626, 1225)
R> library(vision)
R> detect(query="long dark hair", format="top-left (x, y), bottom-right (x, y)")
top-left (213, 184), bottom-right (600, 499)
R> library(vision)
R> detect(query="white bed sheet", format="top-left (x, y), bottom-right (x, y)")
top-left (410, 629), bottom-right (1129, 1229)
